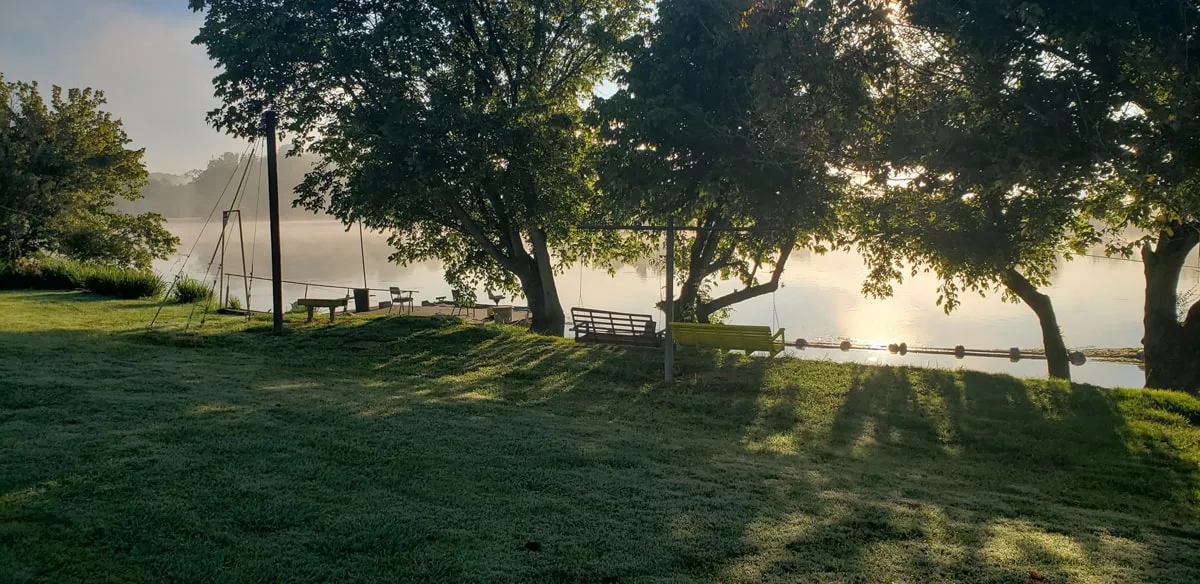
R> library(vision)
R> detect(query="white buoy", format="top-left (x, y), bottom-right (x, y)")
top-left (1069, 351), bottom-right (1087, 366)
top-left (795, 338), bottom-right (808, 349)
top-left (954, 345), bottom-right (966, 359)
top-left (840, 340), bottom-right (851, 351)
top-left (1009, 347), bottom-right (1021, 361)
top-left (898, 342), bottom-right (908, 355)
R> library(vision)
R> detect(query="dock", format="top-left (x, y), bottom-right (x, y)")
top-left (352, 303), bottom-right (531, 324)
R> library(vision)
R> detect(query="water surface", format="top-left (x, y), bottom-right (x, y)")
top-left (155, 218), bottom-right (1200, 389)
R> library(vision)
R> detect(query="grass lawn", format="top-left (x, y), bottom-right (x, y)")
top-left (3, 290), bottom-right (1200, 583)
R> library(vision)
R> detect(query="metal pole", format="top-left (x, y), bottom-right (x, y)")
top-left (218, 211), bottom-right (228, 307)
top-left (234, 210), bottom-right (250, 313)
top-left (264, 111), bottom-right (284, 333)
top-left (359, 221), bottom-right (369, 291)
top-left (664, 217), bottom-right (675, 382)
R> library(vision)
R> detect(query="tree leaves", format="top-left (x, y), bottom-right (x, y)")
top-left (0, 75), bottom-right (177, 269)
top-left (192, 0), bottom-right (650, 331)
top-left (595, 0), bottom-right (894, 320)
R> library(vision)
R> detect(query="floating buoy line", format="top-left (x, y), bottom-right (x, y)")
top-left (791, 338), bottom-right (1111, 367)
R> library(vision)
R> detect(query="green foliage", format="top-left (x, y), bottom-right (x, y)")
top-left (173, 278), bottom-right (214, 304)
top-left (3, 291), bottom-right (1200, 582)
top-left (884, 0), bottom-right (1200, 389)
top-left (596, 0), bottom-right (894, 321)
top-left (852, 3), bottom-right (1105, 312)
top-left (0, 256), bottom-right (162, 299)
top-left (226, 295), bottom-right (243, 310)
top-left (0, 75), bottom-right (179, 269)
top-left (0, 256), bottom-right (84, 290)
top-left (190, 0), bottom-right (651, 333)
top-left (82, 267), bottom-right (164, 300)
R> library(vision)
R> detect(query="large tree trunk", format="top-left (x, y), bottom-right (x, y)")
top-left (446, 195), bottom-right (564, 336)
top-left (1002, 268), bottom-right (1071, 380)
top-left (524, 226), bottom-right (566, 336)
top-left (1142, 224), bottom-right (1200, 392)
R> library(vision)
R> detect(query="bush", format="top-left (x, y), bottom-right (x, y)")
top-left (0, 255), bottom-right (163, 299)
top-left (1, 256), bottom-right (85, 290)
top-left (173, 278), bottom-right (214, 304)
top-left (82, 267), bottom-right (164, 300)
top-left (38, 257), bottom-right (88, 289)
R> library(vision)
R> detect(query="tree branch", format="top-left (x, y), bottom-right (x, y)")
top-left (472, 0), bottom-right (519, 102)
top-left (446, 196), bottom-right (520, 272)
top-left (699, 241), bottom-right (794, 315)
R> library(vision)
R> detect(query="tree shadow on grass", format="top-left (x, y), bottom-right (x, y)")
top-left (719, 364), bottom-right (1200, 582)
top-left (4, 313), bottom-right (1200, 582)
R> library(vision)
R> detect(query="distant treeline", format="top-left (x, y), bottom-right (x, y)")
top-left (118, 151), bottom-right (327, 221)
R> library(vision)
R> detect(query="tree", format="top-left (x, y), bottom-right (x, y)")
top-left (190, 0), bottom-right (648, 335)
top-left (896, 0), bottom-right (1200, 391)
top-left (0, 75), bottom-right (176, 269)
top-left (596, 0), bottom-right (893, 323)
top-left (847, 4), bottom-right (1113, 380)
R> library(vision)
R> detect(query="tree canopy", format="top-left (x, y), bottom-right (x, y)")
top-left (889, 0), bottom-right (1200, 389)
top-left (596, 0), bottom-right (894, 322)
top-left (191, 0), bottom-right (649, 334)
top-left (0, 75), bottom-right (177, 269)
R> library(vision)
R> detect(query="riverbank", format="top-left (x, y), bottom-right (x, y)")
top-left (3, 290), bottom-right (1199, 582)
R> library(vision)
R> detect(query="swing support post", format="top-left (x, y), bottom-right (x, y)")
top-left (664, 218), bottom-right (675, 382)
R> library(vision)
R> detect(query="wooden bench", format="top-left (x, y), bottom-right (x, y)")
top-left (296, 298), bottom-right (349, 323)
top-left (571, 307), bottom-right (661, 348)
top-left (671, 322), bottom-right (786, 357)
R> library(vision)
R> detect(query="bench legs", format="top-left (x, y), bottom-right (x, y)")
top-left (329, 306), bottom-right (337, 323)
top-left (306, 306), bottom-right (315, 323)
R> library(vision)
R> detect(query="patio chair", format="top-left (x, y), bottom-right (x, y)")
top-left (388, 287), bottom-right (415, 314)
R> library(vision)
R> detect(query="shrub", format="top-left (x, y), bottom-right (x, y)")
top-left (0, 256), bottom-right (163, 299)
top-left (173, 278), bottom-right (214, 304)
top-left (37, 256), bottom-right (89, 289)
top-left (83, 267), bottom-right (165, 300)
top-left (0, 256), bottom-right (85, 290)
top-left (227, 295), bottom-right (243, 310)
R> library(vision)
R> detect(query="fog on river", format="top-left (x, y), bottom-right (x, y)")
top-left (154, 218), bottom-right (1200, 389)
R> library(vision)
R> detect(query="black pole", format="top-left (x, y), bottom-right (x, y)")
top-left (664, 217), bottom-right (675, 382)
top-left (263, 111), bottom-right (284, 334)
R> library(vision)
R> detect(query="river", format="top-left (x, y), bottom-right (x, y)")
top-left (154, 218), bottom-right (1200, 389)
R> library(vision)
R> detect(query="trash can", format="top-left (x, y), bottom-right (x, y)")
top-left (353, 288), bottom-right (370, 313)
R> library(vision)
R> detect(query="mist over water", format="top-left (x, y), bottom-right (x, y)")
top-left (155, 218), bottom-right (1200, 389)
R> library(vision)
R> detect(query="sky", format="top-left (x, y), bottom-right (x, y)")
top-left (0, 0), bottom-right (244, 174)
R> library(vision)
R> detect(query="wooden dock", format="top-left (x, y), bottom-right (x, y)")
top-left (353, 303), bottom-right (531, 324)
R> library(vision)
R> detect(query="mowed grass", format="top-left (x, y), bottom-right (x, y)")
top-left (3, 291), bottom-right (1200, 583)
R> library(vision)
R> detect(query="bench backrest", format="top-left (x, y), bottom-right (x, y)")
top-left (671, 322), bottom-right (784, 355)
top-left (571, 307), bottom-right (656, 337)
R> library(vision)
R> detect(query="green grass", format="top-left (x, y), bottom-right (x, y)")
top-left (2, 290), bottom-right (1200, 583)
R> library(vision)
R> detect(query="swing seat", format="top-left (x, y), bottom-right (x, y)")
top-left (671, 323), bottom-right (786, 357)
top-left (572, 307), bottom-right (662, 347)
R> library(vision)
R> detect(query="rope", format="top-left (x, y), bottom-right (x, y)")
top-left (148, 140), bottom-right (256, 329)
top-left (771, 287), bottom-right (779, 331)
top-left (176, 140), bottom-right (256, 271)
top-left (248, 145), bottom-right (265, 306)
